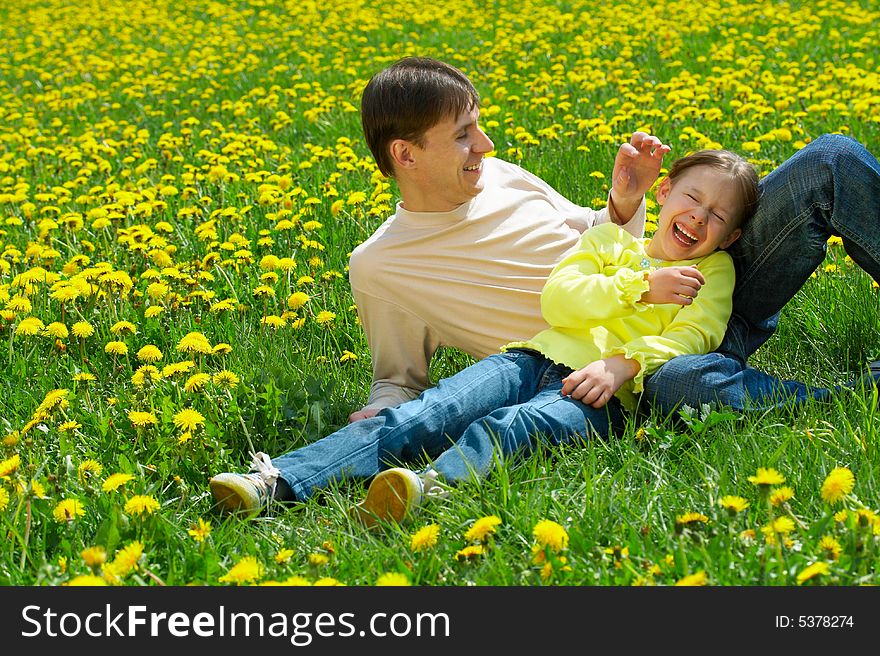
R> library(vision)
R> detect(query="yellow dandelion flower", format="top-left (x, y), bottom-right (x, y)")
top-left (73, 372), bottom-right (96, 382)
top-left (136, 344), bottom-right (163, 362)
top-left (533, 519), bottom-right (569, 552)
top-left (762, 516), bottom-right (796, 540)
top-left (797, 561), bottom-right (830, 585)
top-left (376, 572), bottom-right (411, 586)
top-left (188, 518), bottom-right (212, 543)
top-left (410, 523), bottom-right (440, 552)
top-left (103, 541), bottom-right (144, 581)
top-left (211, 343), bottom-right (232, 355)
top-left (675, 571), bottom-right (708, 586)
top-left (128, 410), bottom-right (158, 428)
top-left (720, 495), bottom-right (750, 513)
top-left (77, 459), bottom-right (103, 482)
top-left (102, 472), bottom-right (135, 493)
top-left (455, 545), bottom-right (484, 561)
top-left (66, 575), bottom-right (108, 586)
top-left (219, 556), bottom-right (264, 585)
top-left (314, 310), bottom-right (336, 326)
top-left (820, 467), bottom-right (855, 505)
top-left (0, 454), bottom-right (22, 476)
top-left (162, 360), bottom-right (196, 377)
top-left (252, 285), bottom-right (275, 298)
top-left (5, 295), bottom-right (32, 313)
top-left (110, 320), bottom-right (137, 335)
top-left (184, 372), bottom-right (211, 392)
top-left (145, 306), bottom-right (165, 318)
top-left (132, 365), bottom-right (162, 387)
top-left (274, 548), bottom-right (295, 564)
top-left (676, 512), bottom-right (709, 526)
top-left (71, 321), bottom-right (95, 338)
top-left (176, 331), bottom-right (212, 354)
top-left (173, 408), bottom-right (205, 432)
top-left (287, 292), bottom-right (310, 310)
top-left (308, 553), bottom-right (329, 566)
top-left (81, 546), bottom-right (107, 568)
top-left (212, 370), bottom-right (240, 388)
top-left (313, 577), bottom-right (344, 586)
top-left (339, 350), bottom-right (358, 363)
top-left (44, 322), bottom-right (69, 339)
top-left (18, 479), bottom-right (47, 498)
top-left (464, 515), bottom-right (502, 543)
top-left (818, 535), bottom-right (843, 560)
top-left (0, 486), bottom-right (9, 511)
top-left (15, 317), bottom-right (44, 336)
top-left (769, 486), bottom-right (795, 507)
top-left (53, 498), bottom-right (86, 522)
top-left (58, 420), bottom-right (81, 433)
top-left (105, 340), bottom-right (128, 356)
top-left (124, 494), bottom-right (160, 516)
top-left (146, 281), bottom-right (170, 299)
top-left (748, 467), bottom-right (785, 486)
top-left (262, 315), bottom-right (286, 329)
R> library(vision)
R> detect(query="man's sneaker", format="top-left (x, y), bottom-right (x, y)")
top-left (351, 468), bottom-right (446, 528)
top-left (209, 452), bottom-right (280, 515)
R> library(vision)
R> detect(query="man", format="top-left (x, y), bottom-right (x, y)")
top-left (209, 56), bottom-right (672, 513)
top-left (347, 56), bottom-right (669, 422)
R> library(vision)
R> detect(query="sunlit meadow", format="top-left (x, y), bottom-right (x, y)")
top-left (1, 0), bottom-right (879, 586)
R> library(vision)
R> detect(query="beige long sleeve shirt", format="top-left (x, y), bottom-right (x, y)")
top-left (348, 157), bottom-right (646, 412)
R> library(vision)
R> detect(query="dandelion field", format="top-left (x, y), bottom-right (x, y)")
top-left (1, 0), bottom-right (879, 587)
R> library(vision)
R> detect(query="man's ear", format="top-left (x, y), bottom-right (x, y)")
top-left (719, 228), bottom-right (742, 250)
top-left (389, 139), bottom-right (417, 171)
top-left (655, 176), bottom-right (672, 205)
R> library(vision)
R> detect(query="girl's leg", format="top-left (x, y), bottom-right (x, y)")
top-left (432, 379), bottom-right (626, 484)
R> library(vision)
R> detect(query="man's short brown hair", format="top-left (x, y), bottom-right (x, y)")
top-left (361, 57), bottom-right (480, 177)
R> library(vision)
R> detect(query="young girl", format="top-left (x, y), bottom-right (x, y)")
top-left (209, 149), bottom-right (759, 525)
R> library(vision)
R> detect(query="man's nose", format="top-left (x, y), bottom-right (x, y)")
top-left (475, 128), bottom-right (494, 153)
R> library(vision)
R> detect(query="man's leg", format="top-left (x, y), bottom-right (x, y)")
top-left (269, 350), bottom-right (550, 501)
top-left (646, 134), bottom-right (880, 413)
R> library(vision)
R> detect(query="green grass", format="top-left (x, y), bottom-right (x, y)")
top-left (0, 0), bottom-right (879, 586)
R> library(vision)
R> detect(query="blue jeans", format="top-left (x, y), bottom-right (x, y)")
top-left (646, 134), bottom-right (880, 412)
top-left (272, 350), bottom-right (625, 501)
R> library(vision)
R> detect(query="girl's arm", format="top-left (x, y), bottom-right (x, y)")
top-left (561, 355), bottom-right (640, 408)
top-left (607, 250), bottom-right (735, 394)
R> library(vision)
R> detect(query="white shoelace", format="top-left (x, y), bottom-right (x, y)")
top-left (248, 451), bottom-right (281, 495)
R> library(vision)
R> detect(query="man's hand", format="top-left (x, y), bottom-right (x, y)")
top-left (561, 355), bottom-right (640, 408)
top-left (609, 132), bottom-right (671, 222)
top-left (349, 408), bottom-right (380, 423)
top-left (640, 266), bottom-right (705, 305)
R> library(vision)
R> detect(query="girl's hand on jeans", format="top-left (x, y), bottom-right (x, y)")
top-left (561, 355), bottom-right (640, 408)
top-left (640, 266), bottom-right (705, 305)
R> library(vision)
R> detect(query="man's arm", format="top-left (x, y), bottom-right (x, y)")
top-left (348, 286), bottom-right (439, 422)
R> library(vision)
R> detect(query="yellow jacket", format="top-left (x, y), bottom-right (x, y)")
top-left (505, 222), bottom-right (735, 410)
